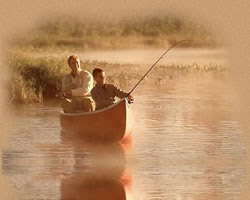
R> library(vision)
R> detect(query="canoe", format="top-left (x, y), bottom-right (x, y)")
top-left (60, 98), bottom-right (134, 142)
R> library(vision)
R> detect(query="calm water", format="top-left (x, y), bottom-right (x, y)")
top-left (2, 74), bottom-right (245, 200)
top-left (2, 70), bottom-right (246, 198)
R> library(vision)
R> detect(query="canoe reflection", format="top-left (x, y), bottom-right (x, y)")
top-left (61, 174), bottom-right (133, 200)
top-left (60, 136), bottom-right (133, 200)
top-left (61, 129), bottom-right (134, 144)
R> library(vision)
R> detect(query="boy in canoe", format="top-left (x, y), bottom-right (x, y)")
top-left (62, 55), bottom-right (94, 113)
top-left (91, 68), bottom-right (134, 110)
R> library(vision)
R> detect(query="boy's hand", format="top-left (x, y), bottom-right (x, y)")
top-left (127, 95), bottom-right (134, 104)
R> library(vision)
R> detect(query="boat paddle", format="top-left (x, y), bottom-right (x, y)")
top-left (126, 39), bottom-right (191, 98)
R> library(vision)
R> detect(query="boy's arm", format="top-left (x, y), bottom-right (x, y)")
top-left (113, 85), bottom-right (128, 99)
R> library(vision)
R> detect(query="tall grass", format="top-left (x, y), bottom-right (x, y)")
top-left (8, 52), bottom-right (226, 103)
top-left (7, 15), bottom-right (221, 103)
top-left (12, 16), bottom-right (216, 50)
top-left (9, 54), bottom-right (69, 103)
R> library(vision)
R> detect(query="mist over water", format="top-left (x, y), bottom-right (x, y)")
top-left (2, 73), bottom-right (246, 200)
top-left (0, 1), bottom-right (250, 199)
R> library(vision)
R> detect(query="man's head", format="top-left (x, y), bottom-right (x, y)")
top-left (92, 68), bottom-right (106, 86)
top-left (68, 55), bottom-right (81, 76)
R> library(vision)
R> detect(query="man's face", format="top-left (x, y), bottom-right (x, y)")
top-left (68, 57), bottom-right (80, 74)
top-left (94, 72), bottom-right (106, 86)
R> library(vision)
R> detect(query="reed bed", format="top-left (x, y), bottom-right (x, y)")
top-left (7, 15), bottom-right (223, 103)
top-left (11, 16), bottom-right (217, 50)
top-left (8, 53), bottom-right (226, 103)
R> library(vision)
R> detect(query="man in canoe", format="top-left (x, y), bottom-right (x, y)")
top-left (91, 68), bottom-right (134, 110)
top-left (62, 55), bottom-right (94, 113)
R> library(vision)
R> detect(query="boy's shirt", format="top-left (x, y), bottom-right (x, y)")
top-left (91, 84), bottom-right (128, 110)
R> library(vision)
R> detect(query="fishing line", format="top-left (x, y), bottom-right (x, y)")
top-left (127, 40), bottom-right (191, 96)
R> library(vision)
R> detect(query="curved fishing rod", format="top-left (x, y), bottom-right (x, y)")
top-left (127, 40), bottom-right (191, 96)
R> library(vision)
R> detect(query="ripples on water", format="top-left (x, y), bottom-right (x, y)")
top-left (2, 74), bottom-right (245, 200)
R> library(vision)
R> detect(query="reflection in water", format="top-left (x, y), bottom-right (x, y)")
top-left (62, 178), bottom-right (127, 200)
top-left (60, 137), bottom-right (133, 200)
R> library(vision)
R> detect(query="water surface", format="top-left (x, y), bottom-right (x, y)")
top-left (1, 50), bottom-right (245, 200)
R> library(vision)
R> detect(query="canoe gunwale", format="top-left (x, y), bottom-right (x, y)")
top-left (60, 98), bottom-right (127, 116)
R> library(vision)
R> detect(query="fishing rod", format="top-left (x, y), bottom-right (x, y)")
top-left (127, 40), bottom-right (191, 97)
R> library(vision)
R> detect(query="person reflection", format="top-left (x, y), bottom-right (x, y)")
top-left (61, 176), bottom-right (131, 200)
top-left (60, 139), bottom-right (133, 200)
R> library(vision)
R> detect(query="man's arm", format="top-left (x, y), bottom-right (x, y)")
top-left (72, 71), bottom-right (93, 96)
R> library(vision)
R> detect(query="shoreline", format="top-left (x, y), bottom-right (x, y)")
top-left (7, 47), bottom-right (227, 104)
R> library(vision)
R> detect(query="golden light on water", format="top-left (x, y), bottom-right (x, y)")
top-left (0, 1), bottom-right (249, 199)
